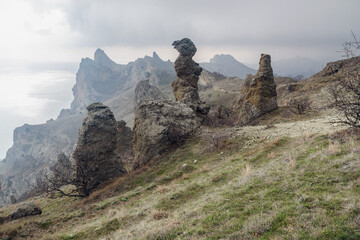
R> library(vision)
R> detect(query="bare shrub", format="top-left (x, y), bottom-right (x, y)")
top-left (329, 70), bottom-right (360, 128)
top-left (338, 31), bottom-right (360, 58)
top-left (289, 96), bottom-right (312, 115)
top-left (204, 131), bottom-right (229, 150)
top-left (330, 32), bottom-right (360, 128)
top-left (36, 153), bottom-right (78, 198)
top-left (205, 105), bottom-right (236, 127)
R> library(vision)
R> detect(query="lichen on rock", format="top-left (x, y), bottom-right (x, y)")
top-left (73, 102), bottom-right (125, 195)
top-left (133, 100), bottom-right (200, 169)
top-left (233, 54), bottom-right (278, 125)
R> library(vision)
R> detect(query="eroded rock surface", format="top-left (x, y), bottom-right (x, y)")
top-left (134, 80), bottom-right (166, 115)
top-left (172, 38), bottom-right (209, 118)
top-left (73, 102), bottom-right (125, 195)
top-left (233, 54), bottom-right (278, 125)
top-left (133, 100), bottom-right (200, 168)
top-left (10, 202), bottom-right (42, 220)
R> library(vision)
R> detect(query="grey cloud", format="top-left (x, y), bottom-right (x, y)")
top-left (38, 0), bottom-right (360, 49)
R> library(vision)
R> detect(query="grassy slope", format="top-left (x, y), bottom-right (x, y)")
top-left (1, 121), bottom-right (360, 240)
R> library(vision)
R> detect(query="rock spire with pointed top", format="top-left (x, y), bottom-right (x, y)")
top-left (233, 54), bottom-right (278, 125)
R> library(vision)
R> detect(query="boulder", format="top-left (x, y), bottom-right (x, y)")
top-left (134, 80), bottom-right (166, 115)
top-left (133, 100), bottom-right (200, 168)
top-left (233, 54), bottom-right (278, 125)
top-left (10, 202), bottom-right (42, 220)
top-left (73, 102), bottom-right (125, 196)
top-left (172, 38), bottom-right (209, 118)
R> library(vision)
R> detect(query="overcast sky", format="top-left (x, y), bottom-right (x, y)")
top-left (0, 0), bottom-right (359, 158)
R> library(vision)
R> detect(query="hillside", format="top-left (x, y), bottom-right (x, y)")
top-left (1, 112), bottom-right (359, 239)
top-left (0, 50), bottom-right (241, 207)
top-left (1, 55), bottom-right (360, 239)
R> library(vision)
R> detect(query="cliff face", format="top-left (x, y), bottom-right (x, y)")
top-left (0, 50), bottom-right (176, 206)
top-left (0, 113), bottom-right (84, 205)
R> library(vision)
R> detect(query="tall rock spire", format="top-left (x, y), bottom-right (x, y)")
top-left (172, 38), bottom-right (209, 118)
top-left (233, 53), bottom-right (278, 125)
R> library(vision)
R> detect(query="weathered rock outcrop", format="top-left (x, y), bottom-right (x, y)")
top-left (10, 202), bottom-right (42, 220)
top-left (115, 120), bottom-right (134, 171)
top-left (172, 38), bottom-right (209, 118)
top-left (133, 100), bottom-right (200, 169)
top-left (233, 54), bottom-right (278, 125)
top-left (134, 80), bottom-right (166, 115)
top-left (73, 102), bottom-right (125, 195)
top-left (0, 50), bottom-right (176, 206)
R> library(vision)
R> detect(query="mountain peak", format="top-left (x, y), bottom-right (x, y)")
top-left (152, 51), bottom-right (160, 59)
top-left (94, 48), bottom-right (116, 66)
top-left (201, 54), bottom-right (256, 79)
top-left (210, 54), bottom-right (236, 64)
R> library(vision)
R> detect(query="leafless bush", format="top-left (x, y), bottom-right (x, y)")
top-left (329, 70), bottom-right (360, 128)
top-left (338, 31), bottom-right (360, 58)
top-left (36, 153), bottom-right (78, 197)
top-left (204, 131), bottom-right (229, 150)
top-left (289, 97), bottom-right (312, 115)
top-left (205, 106), bottom-right (236, 127)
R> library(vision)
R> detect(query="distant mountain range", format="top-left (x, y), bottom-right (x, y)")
top-left (201, 54), bottom-right (325, 79)
top-left (272, 56), bottom-right (325, 78)
top-left (200, 54), bottom-right (256, 79)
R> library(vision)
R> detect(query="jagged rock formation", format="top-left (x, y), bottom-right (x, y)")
top-left (133, 100), bottom-right (200, 169)
top-left (0, 113), bottom-right (84, 206)
top-left (134, 80), bottom-right (166, 114)
top-left (73, 103), bottom-right (125, 195)
top-left (71, 50), bottom-right (175, 123)
top-left (172, 38), bottom-right (210, 118)
top-left (200, 54), bottom-right (256, 79)
top-left (233, 54), bottom-right (278, 125)
top-left (115, 120), bottom-right (134, 171)
top-left (0, 50), bottom-right (176, 206)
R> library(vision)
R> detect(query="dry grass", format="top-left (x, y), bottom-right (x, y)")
top-left (151, 209), bottom-right (169, 220)
top-left (241, 164), bottom-right (252, 177)
top-left (267, 151), bottom-right (277, 159)
top-left (155, 185), bottom-right (169, 194)
top-left (327, 141), bottom-right (342, 156)
top-left (1, 120), bottom-right (359, 240)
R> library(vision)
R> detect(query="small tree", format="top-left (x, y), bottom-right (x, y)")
top-left (37, 153), bottom-right (78, 197)
top-left (329, 70), bottom-right (360, 128)
top-left (339, 31), bottom-right (360, 58)
top-left (330, 31), bottom-right (360, 128)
